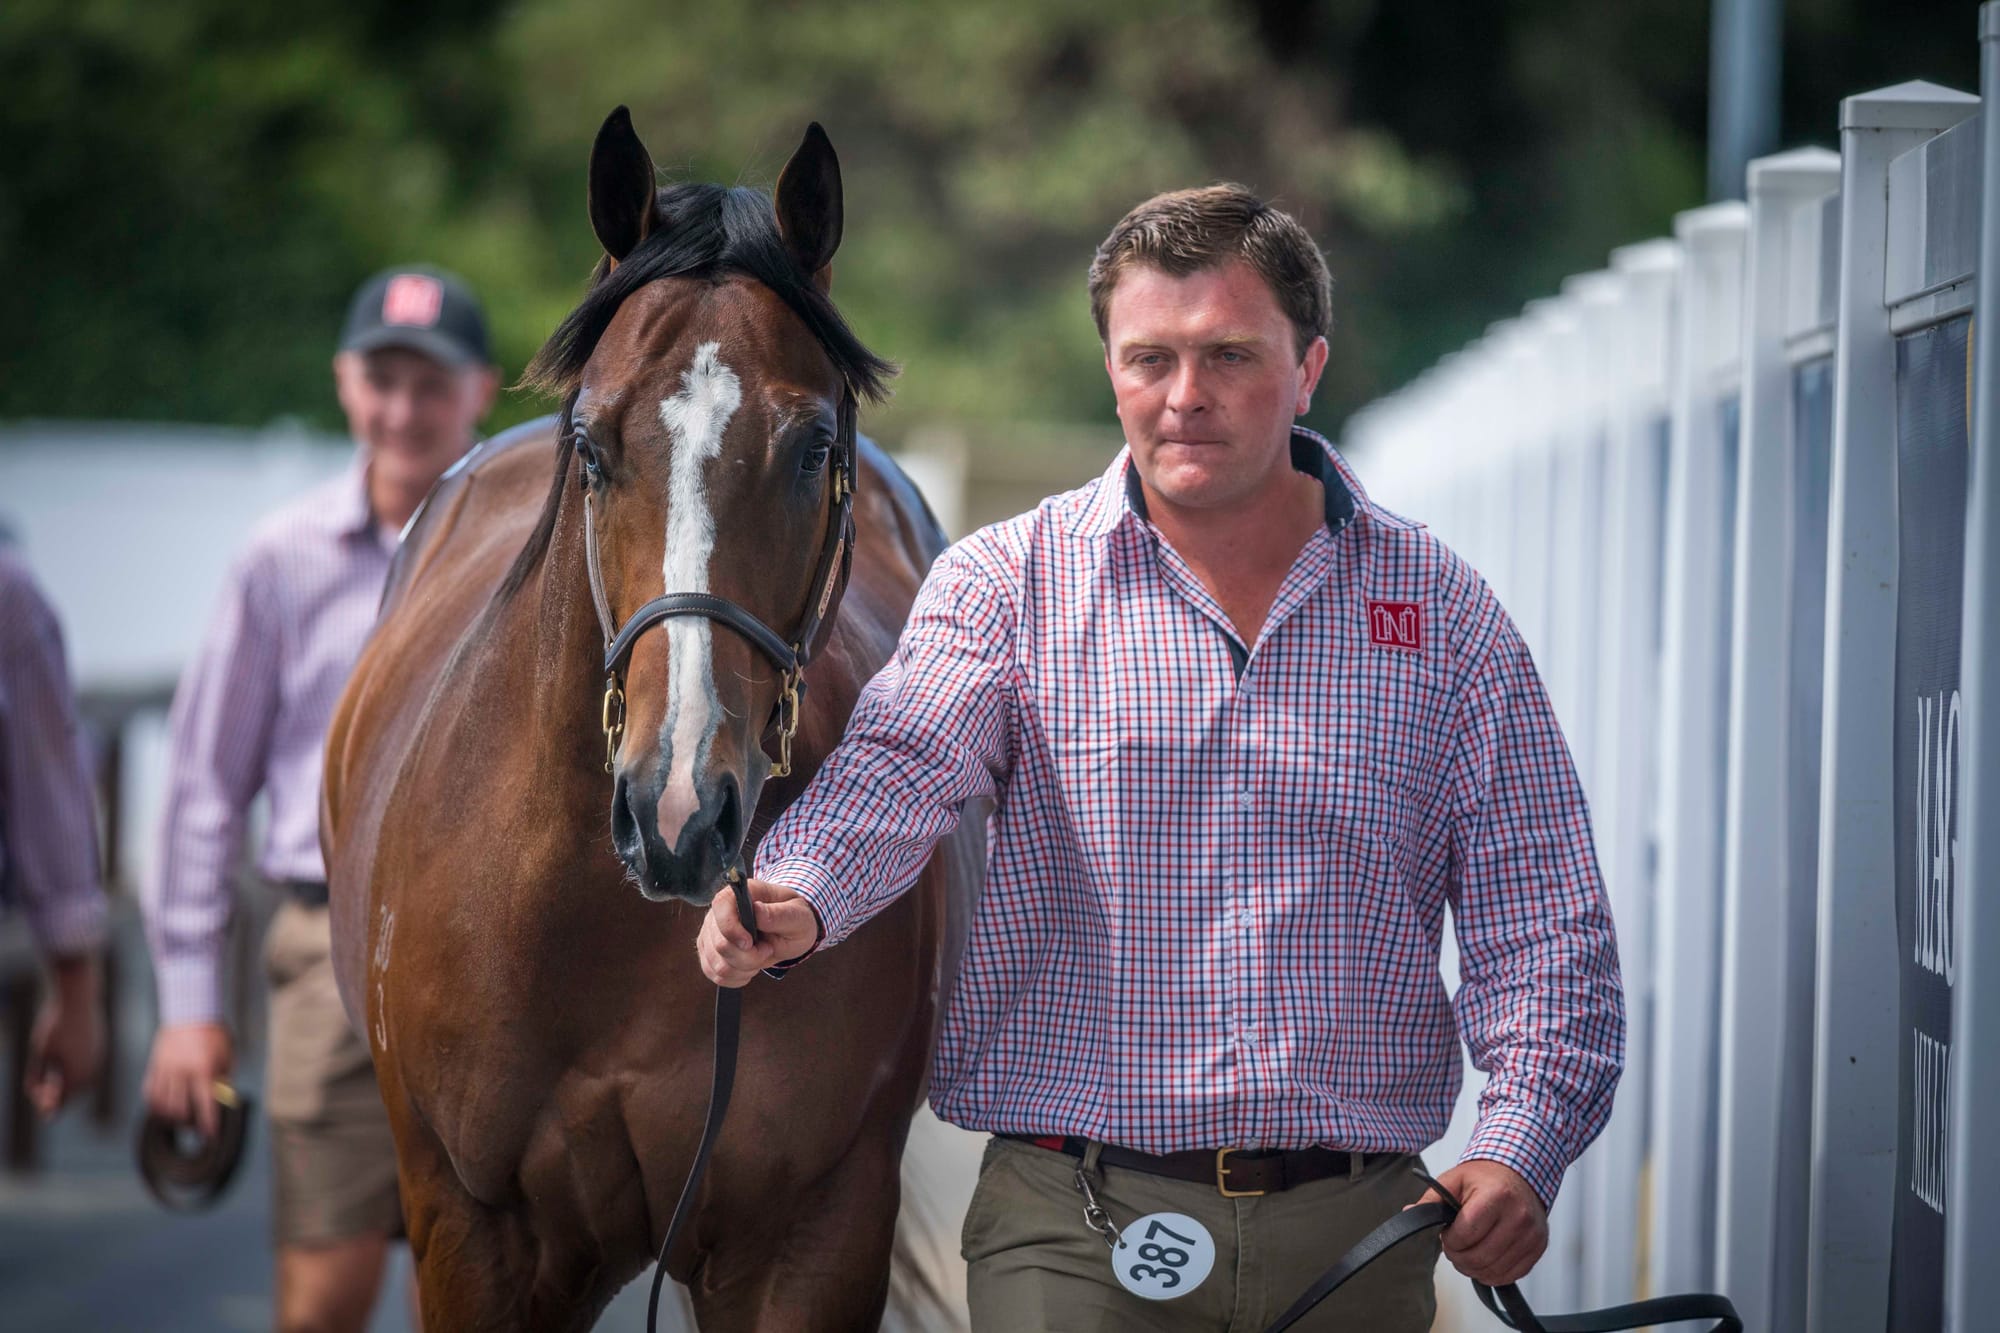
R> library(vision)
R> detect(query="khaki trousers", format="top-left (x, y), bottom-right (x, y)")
top-left (264, 900), bottom-right (404, 1245)
top-left (962, 1136), bottom-right (1438, 1332)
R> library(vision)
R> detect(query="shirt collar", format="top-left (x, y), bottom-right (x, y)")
top-left (1080, 426), bottom-right (1365, 539)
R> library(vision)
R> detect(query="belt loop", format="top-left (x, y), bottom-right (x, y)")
top-left (1081, 1139), bottom-right (1106, 1182)
top-left (1348, 1151), bottom-right (1363, 1181)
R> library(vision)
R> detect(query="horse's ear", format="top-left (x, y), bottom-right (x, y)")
top-left (589, 106), bottom-right (657, 264)
top-left (774, 122), bottom-right (843, 292)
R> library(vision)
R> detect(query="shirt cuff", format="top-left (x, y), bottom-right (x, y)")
top-left (27, 891), bottom-right (110, 958)
top-left (755, 853), bottom-right (852, 950)
top-left (152, 951), bottom-right (225, 1028)
top-left (1461, 1102), bottom-right (1572, 1211)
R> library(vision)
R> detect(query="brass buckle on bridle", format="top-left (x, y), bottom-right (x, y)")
top-left (601, 675), bottom-right (626, 774)
top-left (772, 663), bottom-right (803, 778)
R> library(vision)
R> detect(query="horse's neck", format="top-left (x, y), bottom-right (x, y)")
top-left (484, 492), bottom-right (609, 745)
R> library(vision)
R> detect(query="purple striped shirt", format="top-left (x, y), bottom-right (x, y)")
top-left (143, 461), bottom-right (395, 1027)
top-left (761, 430), bottom-right (1624, 1207)
top-left (0, 547), bottom-right (108, 956)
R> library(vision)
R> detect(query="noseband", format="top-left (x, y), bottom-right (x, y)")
top-left (574, 393), bottom-right (858, 779)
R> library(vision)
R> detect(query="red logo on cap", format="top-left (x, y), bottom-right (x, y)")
top-left (382, 274), bottom-right (444, 327)
top-left (1366, 600), bottom-right (1423, 652)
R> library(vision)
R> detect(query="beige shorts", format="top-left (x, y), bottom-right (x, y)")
top-left (263, 899), bottom-right (403, 1247)
top-left (962, 1136), bottom-right (1438, 1332)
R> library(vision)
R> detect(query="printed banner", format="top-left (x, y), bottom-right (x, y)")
top-left (1888, 314), bottom-right (1971, 1331)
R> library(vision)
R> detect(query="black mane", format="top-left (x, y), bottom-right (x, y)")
top-left (523, 182), bottom-right (893, 402)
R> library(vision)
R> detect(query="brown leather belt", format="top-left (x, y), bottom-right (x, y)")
top-left (285, 879), bottom-right (330, 907)
top-left (1008, 1134), bottom-right (1395, 1198)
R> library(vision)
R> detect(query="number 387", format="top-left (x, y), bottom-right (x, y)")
top-left (1125, 1220), bottom-right (1198, 1287)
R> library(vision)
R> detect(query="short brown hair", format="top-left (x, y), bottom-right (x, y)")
top-left (1088, 184), bottom-right (1332, 357)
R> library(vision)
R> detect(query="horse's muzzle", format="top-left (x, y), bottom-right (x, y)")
top-left (610, 768), bottom-right (746, 902)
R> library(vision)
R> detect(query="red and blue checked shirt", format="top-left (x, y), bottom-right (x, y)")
top-left (759, 429), bottom-right (1624, 1207)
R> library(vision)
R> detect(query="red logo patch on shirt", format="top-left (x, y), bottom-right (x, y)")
top-left (1366, 600), bottom-right (1423, 652)
top-left (381, 274), bottom-right (445, 327)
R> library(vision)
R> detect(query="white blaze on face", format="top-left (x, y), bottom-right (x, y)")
top-left (655, 342), bottom-right (742, 849)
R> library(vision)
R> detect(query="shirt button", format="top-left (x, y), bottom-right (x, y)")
top-left (1238, 787), bottom-right (1255, 808)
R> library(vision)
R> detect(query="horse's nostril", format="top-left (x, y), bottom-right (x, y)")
top-left (714, 773), bottom-right (744, 853)
top-left (611, 772), bottom-right (641, 850)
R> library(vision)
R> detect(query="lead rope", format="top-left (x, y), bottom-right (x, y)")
top-left (1263, 1170), bottom-right (1741, 1333)
top-left (646, 865), bottom-right (758, 1333)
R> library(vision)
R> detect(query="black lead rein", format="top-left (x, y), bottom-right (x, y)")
top-left (1264, 1169), bottom-right (1741, 1333)
top-left (645, 867), bottom-right (758, 1333)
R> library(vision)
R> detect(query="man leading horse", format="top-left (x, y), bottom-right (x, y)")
top-left (700, 184), bottom-right (1626, 1330)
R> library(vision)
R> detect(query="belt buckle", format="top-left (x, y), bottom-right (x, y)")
top-left (1215, 1147), bottom-right (1266, 1198)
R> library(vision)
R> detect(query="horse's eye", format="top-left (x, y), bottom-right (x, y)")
top-left (572, 432), bottom-right (604, 482)
top-left (800, 436), bottom-right (832, 475)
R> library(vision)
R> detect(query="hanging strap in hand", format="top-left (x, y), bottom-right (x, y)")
top-left (1263, 1170), bottom-right (1741, 1333)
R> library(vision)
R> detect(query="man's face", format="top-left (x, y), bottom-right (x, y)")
top-left (333, 346), bottom-right (497, 489)
top-left (1103, 259), bottom-right (1328, 514)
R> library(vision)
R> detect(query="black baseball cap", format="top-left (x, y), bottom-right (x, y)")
top-left (340, 266), bottom-right (492, 368)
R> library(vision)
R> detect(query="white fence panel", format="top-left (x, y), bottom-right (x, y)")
top-left (1808, 79), bottom-right (1976, 1333)
top-left (1712, 145), bottom-right (1840, 1333)
top-left (1650, 201), bottom-right (1748, 1298)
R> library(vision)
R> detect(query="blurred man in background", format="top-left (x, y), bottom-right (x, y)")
top-left (140, 268), bottom-right (498, 1333)
top-left (0, 537), bottom-right (110, 1121)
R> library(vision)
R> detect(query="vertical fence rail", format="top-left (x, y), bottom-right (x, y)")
top-left (1713, 146), bottom-right (1840, 1333)
top-left (1651, 202), bottom-right (1748, 1298)
top-left (1593, 241), bottom-right (1680, 1309)
top-left (1945, 7), bottom-right (2000, 1328)
top-left (1808, 80), bottom-right (1978, 1333)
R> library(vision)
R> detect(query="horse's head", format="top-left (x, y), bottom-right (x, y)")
top-left (524, 109), bottom-right (892, 903)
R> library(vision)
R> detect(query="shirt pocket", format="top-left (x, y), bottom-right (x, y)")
top-left (1261, 684), bottom-right (1445, 928)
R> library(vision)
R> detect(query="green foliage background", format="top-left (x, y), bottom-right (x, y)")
top-left (0, 0), bottom-right (1977, 441)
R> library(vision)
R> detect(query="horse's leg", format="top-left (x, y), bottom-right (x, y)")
top-left (394, 1120), bottom-right (613, 1333)
top-left (691, 1133), bottom-right (906, 1332)
top-left (395, 1124), bottom-right (530, 1332)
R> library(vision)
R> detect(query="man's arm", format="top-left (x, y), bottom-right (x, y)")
top-left (0, 576), bottom-right (109, 1116)
top-left (1430, 606), bottom-right (1625, 1278)
top-left (699, 544), bottom-right (1015, 984)
top-left (0, 581), bottom-right (109, 959)
top-left (139, 551), bottom-right (282, 1129)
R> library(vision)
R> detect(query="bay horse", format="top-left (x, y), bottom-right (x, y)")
top-left (322, 110), bottom-right (976, 1330)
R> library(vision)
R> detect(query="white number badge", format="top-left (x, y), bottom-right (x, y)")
top-left (1111, 1211), bottom-right (1216, 1301)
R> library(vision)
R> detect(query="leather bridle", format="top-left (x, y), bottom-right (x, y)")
top-left (561, 387), bottom-right (859, 1333)
top-left (574, 391), bottom-right (858, 781)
